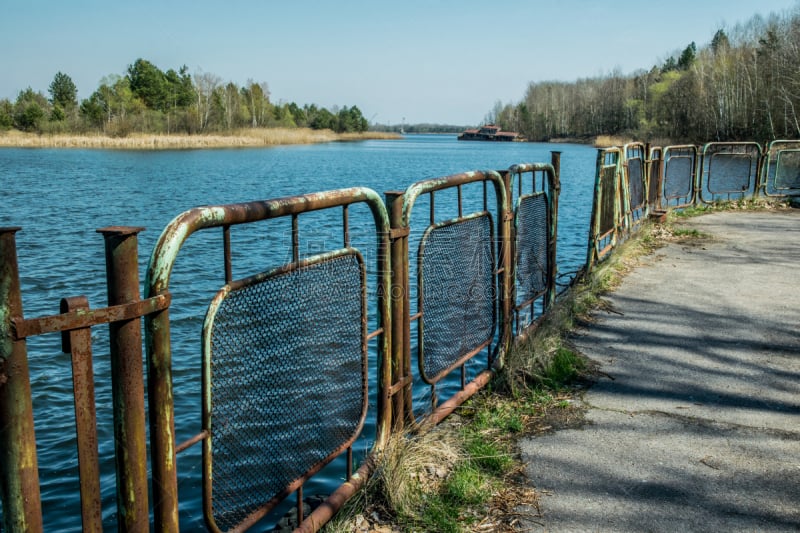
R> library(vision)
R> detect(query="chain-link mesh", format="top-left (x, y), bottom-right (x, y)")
top-left (515, 193), bottom-right (548, 305)
top-left (599, 165), bottom-right (617, 236)
top-left (649, 149), bottom-right (662, 207)
top-left (204, 251), bottom-right (366, 531)
top-left (664, 152), bottom-right (694, 201)
top-left (706, 153), bottom-right (755, 195)
top-left (418, 213), bottom-right (495, 383)
top-left (628, 158), bottom-right (645, 210)
top-left (774, 149), bottom-right (800, 191)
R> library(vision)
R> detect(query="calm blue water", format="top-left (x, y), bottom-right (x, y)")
top-left (0, 135), bottom-right (597, 531)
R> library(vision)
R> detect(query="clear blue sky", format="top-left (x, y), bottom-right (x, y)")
top-left (1, 0), bottom-right (797, 125)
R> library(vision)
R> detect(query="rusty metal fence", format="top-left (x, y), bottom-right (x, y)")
top-left (587, 148), bottom-right (623, 269)
top-left (396, 170), bottom-right (509, 419)
top-left (699, 142), bottom-right (762, 204)
top-left (660, 145), bottom-right (698, 209)
top-left (509, 162), bottom-right (560, 339)
top-left (623, 143), bottom-right (648, 231)
top-left (1, 154), bottom-right (563, 533)
top-left (588, 138), bottom-right (798, 274)
top-left (762, 140), bottom-right (800, 197)
top-left (145, 188), bottom-right (393, 532)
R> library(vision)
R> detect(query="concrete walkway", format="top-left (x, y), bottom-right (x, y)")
top-left (519, 210), bottom-right (800, 532)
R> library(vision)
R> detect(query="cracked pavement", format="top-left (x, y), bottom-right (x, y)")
top-left (519, 210), bottom-right (800, 532)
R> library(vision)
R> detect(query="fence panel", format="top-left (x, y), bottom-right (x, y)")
top-left (418, 213), bottom-right (495, 384)
top-left (202, 250), bottom-right (367, 531)
top-left (508, 161), bottom-right (559, 339)
top-left (587, 148), bottom-right (622, 270)
top-left (389, 171), bottom-right (510, 417)
top-left (144, 188), bottom-right (391, 532)
top-left (624, 143), bottom-right (648, 230)
top-left (699, 142), bottom-right (761, 203)
top-left (762, 140), bottom-right (800, 197)
top-left (661, 145), bottom-right (698, 209)
top-left (648, 147), bottom-right (664, 209)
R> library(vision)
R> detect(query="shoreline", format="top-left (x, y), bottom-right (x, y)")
top-left (0, 128), bottom-right (401, 150)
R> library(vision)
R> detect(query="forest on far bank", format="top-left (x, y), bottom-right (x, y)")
top-left (0, 59), bottom-right (369, 137)
top-left (489, 7), bottom-right (800, 144)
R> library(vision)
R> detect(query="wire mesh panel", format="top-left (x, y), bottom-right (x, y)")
top-left (418, 213), bottom-right (495, 384)
top-left (700, 142), bottom-right (761, 203)
top-left (628, 157), bottom-right (645, 209)
top-left (515, 192), bottom-right (548, 309)
top-left (624, 143), bottom-right (647, 231)
top-left (625, 144), bottom-right (646, 212)
top-left (598, 162), bottom-right (617, 238)
top-left (662, 145), bottom-right (697, 208)
top-left (763, 140), bottom-right (800, 196)
top-left (587, 149), bottom-right (623, 271)
top-left (649, 147), bottom-right (663, 208)
top-left (202, 249), bottom-right (367, 532)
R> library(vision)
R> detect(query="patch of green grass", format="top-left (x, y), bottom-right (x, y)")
top-left (416, 495), bottom-right (463, 533)
top-left (472, 401), bottom-right (524, 434)
top-left (444, 463), bottom-right (491, 506)
top-left (540, 347), bottom-right (585, 390)
top-left (464, 433), bottom-right (513, 475)
top-left (672, 228), bottom-right (704, 238)
top-left (672, 205), bottom-right (711, 218)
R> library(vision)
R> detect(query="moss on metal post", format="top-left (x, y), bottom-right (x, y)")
top-left (0, 228), bottom-right (43, 532)
top-left (98, 227), bottom-right (150, 532)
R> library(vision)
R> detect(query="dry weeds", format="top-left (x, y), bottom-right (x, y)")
top-left (0, 128), bottom-right (400, 149)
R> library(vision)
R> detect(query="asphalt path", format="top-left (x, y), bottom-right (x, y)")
top-left (519, 209), bottom-right (800, 532)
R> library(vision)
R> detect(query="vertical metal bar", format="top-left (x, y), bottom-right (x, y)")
top-left (146, 299), bottom-right (178, 531)
top-left (97, 226), bottom-right (149, 533)
top-left (297, 485), bottom-right (304, 525)
top-left (223, 225), bottom-right (232, 284)
top-left (292, 214), bottom-right (300, 264)
top-left (0, 227), bottom-right (43, 533)
top-left (61, 296), bottom-right (103, 533)
top-left (483, 180), bottom-right (488, 212)
top-left (499, 171), bottom-right (514, 355)
top-left (548, 152), bottom-right (561, 309)
top-left (460, 365), bottom-right (466, 391)
top-left (457, 184), bottom-right (463, 218)
top-left (385, 192), bottom-right (408, 430)
top-left (346, 447), bottom-right (353, 483)
top-left (429, 191), bottom-right (435, 225)
top-left (343, 205), bottom-right (350, 248)
top-left (587, 149), bottom-right (605, 273)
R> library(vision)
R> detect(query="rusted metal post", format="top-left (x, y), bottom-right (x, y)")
top-left (147, 277), bottom-right (180, 533)
top-left (548, 152), bottom-right (562, 309)
top-left (498, 171), bottom-right (514, 356)
top-left (62, 296), bottom-right (103, 533)
top-left (586, 149), bottom-right (605, 273)
top-left (0, 227), bottom-right (43, 532)
top-left (385, 191), bottom-right (410, 430)
top-left (98, 226), bottom-right (149, 532)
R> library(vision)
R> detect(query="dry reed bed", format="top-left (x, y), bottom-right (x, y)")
top-left (0, 128), bottom-right (400, 149)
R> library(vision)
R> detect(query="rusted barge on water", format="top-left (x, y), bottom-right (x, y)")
top-left (457, 124), bottom-right (522, 141)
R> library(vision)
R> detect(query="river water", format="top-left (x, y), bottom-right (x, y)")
top-left (0, 135), bottom-right (597, 531)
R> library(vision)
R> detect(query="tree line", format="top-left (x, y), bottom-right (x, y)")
top-left (490, 7), bottom-right (800, 143)
top-left (0, 58), bottom-right (369, 136)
